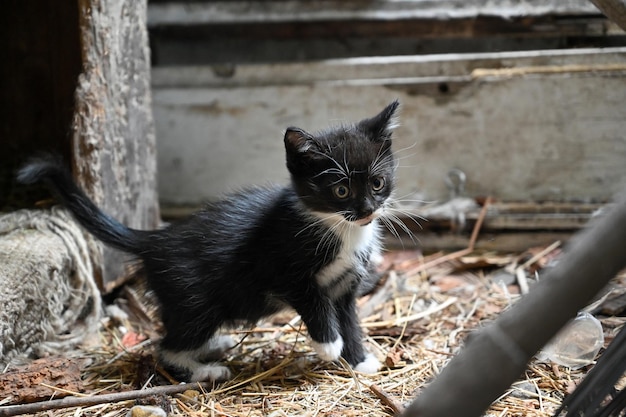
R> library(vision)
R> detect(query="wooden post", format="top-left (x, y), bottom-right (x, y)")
top-left (72, 0), bottom-right (160, 290)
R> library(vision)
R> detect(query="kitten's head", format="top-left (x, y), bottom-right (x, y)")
top-left (284, 101), bottom-right (399, 226)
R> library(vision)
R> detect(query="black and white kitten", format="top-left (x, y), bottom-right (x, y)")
top-left (18, 100), bottom-right (400, 382)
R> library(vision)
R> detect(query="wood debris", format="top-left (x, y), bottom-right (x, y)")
top-left (0, 357), bottom-right (87, 404)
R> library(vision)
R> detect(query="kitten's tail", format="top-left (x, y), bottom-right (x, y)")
top-left (17, 155), bottom-right (146, 255)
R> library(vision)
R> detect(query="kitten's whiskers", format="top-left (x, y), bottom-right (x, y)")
top-left (295, 211), bottom-right (339, 238)
top-left (315, 214), bottom-right (348, 262)
top-left (311, 150), bottom-right (349, 179)
top-left (391, 192), bottom-right (433, 206)
top-left (313, 168), bottom-right (348, 179)
top-left (379, 216), bottom-right (402, 242)
top-left (390, 142), bottom-right (418, 171)
top-left (370, 143), bottom-right (394, 176)
top-left (378, 198), bottom-right (426, 246)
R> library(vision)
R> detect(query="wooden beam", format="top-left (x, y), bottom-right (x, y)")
top-left (72, 0), bottom-right (160, 291)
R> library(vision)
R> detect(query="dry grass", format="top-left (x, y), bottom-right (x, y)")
top-left (6, 244), bottom-right (626, 417)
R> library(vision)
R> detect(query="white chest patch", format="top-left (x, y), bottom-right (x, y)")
top-left (314, 214), bottom-right (381, 298)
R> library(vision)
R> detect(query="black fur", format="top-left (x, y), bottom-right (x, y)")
top-left (18, 101), bottom-right (400, 381)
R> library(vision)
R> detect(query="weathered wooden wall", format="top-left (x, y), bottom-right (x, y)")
top-left (148, 0), bottom-right (626, 214)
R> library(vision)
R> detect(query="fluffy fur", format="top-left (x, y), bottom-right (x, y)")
top-left (18, 101), bottom-right (401, 382)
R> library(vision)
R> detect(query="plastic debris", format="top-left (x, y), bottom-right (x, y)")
top-left (537, 311), bottom-right (604, 369)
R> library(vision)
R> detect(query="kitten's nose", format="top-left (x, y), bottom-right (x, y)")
top-left (357, 200), bottom-right (375, 219)
top-left (355, 199), bottom-right (376, 224)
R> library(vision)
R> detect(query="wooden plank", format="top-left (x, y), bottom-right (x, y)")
top-left (149, 16), bottom-right (611, 40)
top-left (161, 201), bottom-right (600, 231)
top-left (148, 0), bottom-right (600, 25)
top-left (385, 231), bottom-right (573, 253)
top-left (148, 1), bottom-right (623, 65)
top-left (385, 200), bottom-right (596, 251)
top-left (150, 22), bottom-right (624, 66)
top-left (151, 47), bottom-right (626, 87)
top-left (404, 201), bottom-right (603, 231)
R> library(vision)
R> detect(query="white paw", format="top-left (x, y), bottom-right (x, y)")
top-left (311, 337), bottom-right (344, 361)
top-left (190, 364), bottom-right (232, 382)
top-left (354, 353), bottom-right (381, 374)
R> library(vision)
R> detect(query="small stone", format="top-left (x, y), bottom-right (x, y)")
top-left (127, 405), bottom-right (167, 417)
top-left (182, 389), bottom-right (200, 399)
top-left (510, 381), bottom-right (537, 399)
top-left (490, 269), bottom-right (516, 286)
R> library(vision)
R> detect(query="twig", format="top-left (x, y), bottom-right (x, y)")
top-left (515, 240), bottom-right (561, 295)
top-left (0, 382), bottom-right (211, 417)
top-left (518, 240), bottom-right (561, 271)
top-left (468, 196), bottom-right (493, 251)
top-left (370, 384), bottom-right (405, 415)
top-left (209, 354), bottom-right (294, 396)
top-left (405, 248), bottom-right (473, 276)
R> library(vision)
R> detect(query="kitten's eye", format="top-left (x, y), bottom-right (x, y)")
top-left (371, 177), bottom-right (386, 191)
top-left (333, 184), bottom-right (350, 199)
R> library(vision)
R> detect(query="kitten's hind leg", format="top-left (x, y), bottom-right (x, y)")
top-left (198, 334), bottom-right (237, 361)
top-left (160, 348), bottom-right (232, 382)
top-left (310, 338), bottom-right (344, 362)
top-left (158, 311), bottom-right (233, 381)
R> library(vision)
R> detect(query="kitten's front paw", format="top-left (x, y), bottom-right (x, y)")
top-left (190, 364), bottom-right (232, 382)
top-left (311, 337), bottom-right (344, 361)
top-left (354, 353), bottom-right (381, 374)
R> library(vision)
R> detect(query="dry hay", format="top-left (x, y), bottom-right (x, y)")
top-left (2, 243), bottom-right (626, 417)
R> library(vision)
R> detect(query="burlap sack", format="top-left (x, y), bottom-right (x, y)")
top-left (0, 207), bottom-right (101, 366)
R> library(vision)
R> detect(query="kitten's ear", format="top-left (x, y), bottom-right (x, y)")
top-left (358, 100), bottom-right (400, 142)
top-left (284, 127), bottom-right (319, 154)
